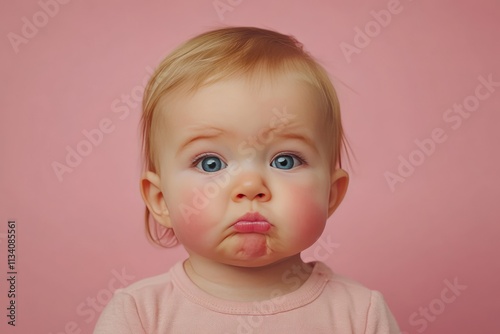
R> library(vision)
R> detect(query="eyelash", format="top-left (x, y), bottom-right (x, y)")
top-left (190, 152), bottom-right (308, 167)
top-left (190, 153), bottom-right (223, 167)
top-left (273, 151), bottom-right (308, 166)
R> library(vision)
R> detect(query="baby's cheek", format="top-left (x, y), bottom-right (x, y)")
top-left (169, 190), bottom-right (205, 238)
top-left (284, 187), bottom-right (328, 244)
top-left (169, 187), bottom-right (220, 244)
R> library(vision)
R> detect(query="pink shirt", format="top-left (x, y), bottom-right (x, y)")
top-left (94, 261), bottom-right (400, 333)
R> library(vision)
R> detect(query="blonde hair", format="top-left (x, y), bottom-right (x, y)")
top-left (140, 26), bottom-right (349, 247)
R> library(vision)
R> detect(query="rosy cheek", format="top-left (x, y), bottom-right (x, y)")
top-left (169, 181), bottom-right (218, 244)
top-left (283, 186), bottom-right (327, 244)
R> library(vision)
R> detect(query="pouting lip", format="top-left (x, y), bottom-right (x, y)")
top-left (231, 212), bottom-right (272, 233)
top-left (233, 212), bottom-right (269, 224)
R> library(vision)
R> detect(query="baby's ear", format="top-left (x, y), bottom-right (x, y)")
top-left (140, 171), bottom-right (172, 228)
top-left (327, 168), bottom-right (349, 217)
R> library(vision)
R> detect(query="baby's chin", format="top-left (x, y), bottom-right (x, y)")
top-left (213, 236), bottom-right (303, 268)
top-left (233, 233), bottom-right (269, 258)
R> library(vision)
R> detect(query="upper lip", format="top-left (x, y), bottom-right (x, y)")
top-left (234, 212), bottom-right (269, 223)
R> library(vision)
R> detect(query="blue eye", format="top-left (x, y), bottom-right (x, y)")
top-left (195, 155), bottom-right (227, 172)
top-left (271, 154), bottom-right (303, 170)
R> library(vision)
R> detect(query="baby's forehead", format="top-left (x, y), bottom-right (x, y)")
top-left (160, 81), bottom-right (324, 127)
top-left (157, 89), bottom-right (326, 148)
top-left (163, 73), bottom-right (323, 109)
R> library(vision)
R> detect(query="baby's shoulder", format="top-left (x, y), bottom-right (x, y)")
top-left (113, 267), bottom-right (175, 302)
top-left (315, 262), bottom-right (383, 307)
top-left (95, 267), bottom-right (178, 332)
top-left (313, 263), bottom-right (400, 332)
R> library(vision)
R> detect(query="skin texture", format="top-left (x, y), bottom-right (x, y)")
top-left (141, 75), bottom-right (348, 301)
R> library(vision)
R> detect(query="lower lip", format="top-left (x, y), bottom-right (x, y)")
top-left (233, 221), bottom-right (271, 233)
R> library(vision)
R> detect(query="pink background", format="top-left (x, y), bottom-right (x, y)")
top-left (1, 0), bottom-right (499, 333)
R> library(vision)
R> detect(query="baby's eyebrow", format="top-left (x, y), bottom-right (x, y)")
top-left (175, 126), bottom-right (319, 156)
top-left (273, 130), bottom-right (319, 154)
top-left (176, 127), bottom-right (224, 154)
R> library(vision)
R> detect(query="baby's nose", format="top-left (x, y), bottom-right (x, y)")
top-left (230, 173), bottom-right (271, 202)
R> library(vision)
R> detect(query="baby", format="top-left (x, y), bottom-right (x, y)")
top-left (94, 26), bottom-right (400, 333)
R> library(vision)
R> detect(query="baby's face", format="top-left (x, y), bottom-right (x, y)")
top-left (152, 75), bottom-right (343, 267)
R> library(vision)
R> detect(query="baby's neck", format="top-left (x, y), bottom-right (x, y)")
top-left (183, 255), bottom-right (314, 302)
